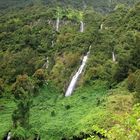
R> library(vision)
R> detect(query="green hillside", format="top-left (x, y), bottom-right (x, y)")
top-left (0, 1), bottom-right (140, 140)
top-left (0, 0), bottom-right (140, 12)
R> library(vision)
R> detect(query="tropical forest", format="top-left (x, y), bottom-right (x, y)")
top-left (0, 0), bottom-right (140, 140)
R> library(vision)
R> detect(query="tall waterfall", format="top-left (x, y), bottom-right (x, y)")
top-left (112, 51), bottom-right (116, 62)
top-left (65, 46), bottom-right (91, 97)
top-left (7, 131), bottom-right (11, 140)
top-left (80, 21), bottom-right (84, 32)
top-left (56, 17), bottom-right (60, 31)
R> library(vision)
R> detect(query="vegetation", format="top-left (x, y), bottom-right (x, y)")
top-left (11, 74), bottom-right (33, 139)
top-left (0, 0), bottom-right (140, 139)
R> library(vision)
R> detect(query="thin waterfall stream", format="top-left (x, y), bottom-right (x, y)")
top-left (43, 57), bottom-right (49, 69)
top-left (80, 21), bottom-right (84, 32)
top-left (56, 17), bottom-right (60, 31)
top-left (100, 23), bottom-right (103, 30)
top-left (65, 46), bottom-right (91, 97)
top-left (51, 40), bottom-right (54, 48)
top-left (7, 131), bottom-right (11, 140)
top-left (112, 51), bottom-right (116, 62)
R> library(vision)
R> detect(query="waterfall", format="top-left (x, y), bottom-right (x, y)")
top-left (7, 131), bottom-right (11, 140)
top-left (43, 57), bottom-right (49, 69)
top-left (48, 20), bottom-right (51, 25)
top-left (80, 21), bottom-right (84, 32)
top-left (100, 23), bottom-right (103, 30)
top-left (51, 40), bottom-right (54, 47)
top-left (56, 17), bottom-right (60, 31)
top-left (36, 135), bottom-right (40, 140)
top-left (112, 51), bottom-right (116, 62)
top-left (65, 46), bottom-right (91, 97)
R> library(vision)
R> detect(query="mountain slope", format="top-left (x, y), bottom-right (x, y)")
top-left (1, 0), bottom-right (140, 12)
top-left (0, 1), bottom-right (140, 140)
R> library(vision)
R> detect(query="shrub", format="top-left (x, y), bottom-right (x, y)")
top-left (135, 70), bottom-right (140, 102)
top-left (0, 78), bottom-right (4, 97)
top-left (12, 74), bottom-right (33, 129)
top-left (127, 71), bottom-right (136, 92)
top-left (33, 69), bottom-right (46, 87)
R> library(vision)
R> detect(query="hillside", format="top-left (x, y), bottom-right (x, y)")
top-left (0, 1), bottom-right (140, 140)
top-left (0, 0), bottom-right (140, 12)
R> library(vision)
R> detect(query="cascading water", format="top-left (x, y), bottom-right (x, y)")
top-left (36, 135), bottom-right (40, 140)
top-left (112, 51), bottom-right (116, 62)
top-left (51, 40), bottom-right (54, 48)
top-left (80, 21), bottom-right (84, 32)
top-left (65, 46), bottom-right (91, 97)
top-left (56, 17), bottom-right (60, 31)
top-left (100, 23), bottom-right (103, 30)
top-left (7, 131), bottom-right (11, 140)
top-left (43, 57), bottom-right (49, 69)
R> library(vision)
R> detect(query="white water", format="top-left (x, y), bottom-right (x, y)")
top-left (48, 20), bottom-right (51, 25)
top-left (36, 135), bottom-right (40, 140)
top-left (56, 17), bottom-right (60, 31)
top-left (112, 51), bottom-right (116, 62)
top-left (7, 132), bottom-right (11, 140)
top-left (80, 21), bottom-right (84, 32)
top-left (43, 57), bottom-right (49, 69)
top-left (100, 23), bottom-right (103, 30)
top-left (51, 40), bottom-right (54, 47)
top-left (65, 46), bottom-right (91, 97)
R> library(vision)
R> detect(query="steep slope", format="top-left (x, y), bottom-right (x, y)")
top-left (0, 0), bottom-right (33, 10)
top-left (0, 2), bottom-right (140, 140)
top-left (0, 0), bottom-right (140, 12)
top-left (0, 1), bottom-right (140, 93)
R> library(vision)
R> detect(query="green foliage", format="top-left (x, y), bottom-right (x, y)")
top-left (0, 1), bottom-right (140, 140)
top-left (11, 126), bottom-right (27, 140)
top-left (0, 78), bottom-right (4, 97)
top-left (29, 82), bottom-right (108, 139)
top-left (127, 71), bottom-right (136, 92)
top-left (33, 69), bottom-right (46, 88)
top-left (126, 69), bottom-right (140, 102)
top-left (12, 74), bottom-right (33, 129)
top-left (85, 104), bottom-right (140, 140)
top-left (107, 104), bottom-right (140, 140)
top-left (135, 70), bottom-right (140, 102)
top-left (0, 99), bottom-right (15, 139)
top-left (1, 2), bottom-right (139, 91)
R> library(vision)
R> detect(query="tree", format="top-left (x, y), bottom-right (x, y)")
top-left (0, 78), bottom-right (4, 97)
top-left (33, 69), bottom-right (46, 87)
top-left (127, 71), bottom-right (136, 92)
top-left (135, 70), bottom-right (140, 102)
top-left (12, 74), bottom-right (33, 129)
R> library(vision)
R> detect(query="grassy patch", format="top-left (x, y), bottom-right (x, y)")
top-left (0, 98), bottom-right (15, 139)
top-left (30, 81), bottom-right (109, 140)
top-left (0, 81), bottom-right (133, 140)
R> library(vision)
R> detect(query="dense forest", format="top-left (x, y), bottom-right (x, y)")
top-left (0, 0), bottom-right (140, 140)
top-left (1, 0), bottom-right (140, 12)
